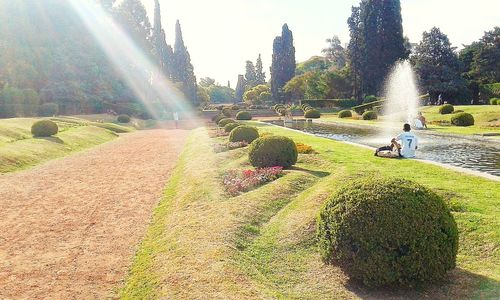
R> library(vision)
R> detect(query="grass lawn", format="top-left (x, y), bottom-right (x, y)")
top-left (121, 122), bottom-right (499, 299)
top-left (321, 105), bottom-right (500, 136)
top-left (0, 116), bottom-right (132, 173)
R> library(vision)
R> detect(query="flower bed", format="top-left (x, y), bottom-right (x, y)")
top-left (223, 167), bottom-right (283, 196)
top-left (296, 143), bottom-right (316, 154)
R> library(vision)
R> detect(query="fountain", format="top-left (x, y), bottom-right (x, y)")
top-left (383, 60), bottom-right (420, 128)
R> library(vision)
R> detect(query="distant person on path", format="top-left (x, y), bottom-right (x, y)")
top-left (173, 111), bottom-right (179, 129)
top-left (395, 123), bottom-right (419, 158)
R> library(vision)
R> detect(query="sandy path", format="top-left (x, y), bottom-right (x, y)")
top-left (0, 129), bottom-right (189, 299)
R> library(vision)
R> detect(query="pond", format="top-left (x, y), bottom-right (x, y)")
top-left (267, 120), bottom-right (500, 177)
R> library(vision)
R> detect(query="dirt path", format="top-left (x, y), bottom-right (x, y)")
top-left (0, 129), bottom-right (189, 299)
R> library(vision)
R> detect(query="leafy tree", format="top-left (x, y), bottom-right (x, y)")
top-left (411, 27), bottom-right (467, 103)
top-left (172, 20), bottom-right (198, 105)
top-left (322, 36), bottom-right (347, 69)
top-left (235, 75), bottom-right (246, 102)
top-left (255, 54), bottom-right (266, 85)
top-left (304, 72), bottom-right (329, 99)
top-left (296, 56), bottom-right (331, 75)
top-left (116, 0), bottom-right (152, 54)
top-left (324, 68), bottom-right (353, 99)
top-left (197, 86), bottom-right (210, 106)
top-left (284, 73), bottom-right (310, 100)
top-left (208, 85), bottom-right (235, 103)
top-left (245, 61), bottom-right (257, 88)
top-left (271, 24), bottom-right (296, 103)
top-left (199, 77), bottom-right (216, 88)
top-left (243, 85), bottom-right (271, 105)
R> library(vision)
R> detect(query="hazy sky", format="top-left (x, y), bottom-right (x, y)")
top-left (141, 0), bottom-right (500, 86)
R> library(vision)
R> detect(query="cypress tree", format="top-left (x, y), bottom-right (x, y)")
top-left (347, 6), bottom-right (363, 102)
top-left (255, 54), bottom-right (266, 85)
top-left (172, 20), bottom-right (198, 105)
top-left (152, 0), bottom-right (173, 79)
top-left (235, 75), bottom-right (246, 103)
top-left (245, 61), bottom-right (257, 88)
top-left (270, 24), bottom-right (296, 103)
top-left (359, 0), bottom-right (408, 95)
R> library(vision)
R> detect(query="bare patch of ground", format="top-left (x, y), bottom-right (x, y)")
top-left (0, 129), bottom-right (188, 299)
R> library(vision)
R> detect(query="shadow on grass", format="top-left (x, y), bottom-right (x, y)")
top-left (36, 136), bottom-right (64, 144)
top-left (346, 268), bottom-right (499, 300)
top-left (289, 166), bottom-right (330, 178)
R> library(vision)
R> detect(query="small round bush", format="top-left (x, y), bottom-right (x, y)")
top-left (117, 114), bottom-right (131, 123)
top-left (224, 122), bottom-right (241, 133)
top-left (489, 98), bottom-right (499, 105)
top-left (362, 110), bottom-right (378, 120)
top-left (318, 178), bottom-right (458, 287)
top-left (213, 114), bottom-right (225, 124)
top-left (338, 110), bottom-right (352, 118)
top-left (451, 112), bottom-right (475, 127)
top-left (31, 120), bottom-right (59, 137)
top-left (229, 125), bottom-right (259, 143)
top-left (439, 104), bottom-right (454, 115)
top-left (218, 118), bottom-right (236, 127)
top-left (248, 136), bottom-right (298, 168)
top-left (363, 95), bottom-right (377, 103)
top-left (38, 103), bottom-right (59, 117)
top-left (236, 111), bottom-right (252, 120)
top-left (304, 109), bottom-right (321, 119)
top-left (222, 107), bottom-right (232, 117)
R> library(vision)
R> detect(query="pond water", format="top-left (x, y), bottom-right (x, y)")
top-left (267, 120), bottom-right (500, 177)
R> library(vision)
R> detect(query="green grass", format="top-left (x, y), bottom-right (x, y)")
top-left (322, 105), bottom-right (500, 136)
top-left (121, 123), bottom-right (499, 299)
top-left (0, 116), bottom-right (126, 173)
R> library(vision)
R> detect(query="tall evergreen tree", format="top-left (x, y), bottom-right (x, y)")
top-left (347, 6), bottom-right (363, 101)
top-left (172, 20), bottom-right (198, 105)
top-left (270, 24), bottom-right (296, 103)
top-left (245, 61), bottom-right (257, 88)
top-left (322, 36), bottom-right (347, 69)
top-left (235, 75), bottom-right (246, 103)
top-left (152, 0), bottom-right (173, 79)
top-left (411, 27), bottom-right (466, 103)
top-left (255, 54), bottom-right (266, 85)
top-left (348, 0), bottom-right (408, 97)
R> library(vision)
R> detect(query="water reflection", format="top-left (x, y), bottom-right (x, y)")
top-left (269, 120), bottom-right (500, 176)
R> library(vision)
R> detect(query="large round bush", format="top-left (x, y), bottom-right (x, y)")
top-left (224, 122), bottom-right (241, 133)
top-left (317, 178), bottom-right (458, 287)
top-left (304, 109), bottom-right (321, 119)
top-left (236, 111), bottom-right (252, 120)
top-left (229, 125), bottom-right (259, 143)
top-left (338, 110), bottom-right (352, 118)
top-left (362, 110), bottom-right (378, 120)
top-left (248, 136), bottom-right (298, 168)
top-left (439, 104), bottom-right (454, 115)
top-left (218, 118), bottom-right (236, 127)
top-left (213, 114), bottom-right (225, 124)
top-left (117, 114), bottom-right (131, 123)
top-left (451, 112), bottom-right (474, 127)
top-left (31, 120), bottom-right (59, 137)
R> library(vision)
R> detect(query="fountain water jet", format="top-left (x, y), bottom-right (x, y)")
top-left (382, 60), bottom-right (420, 133)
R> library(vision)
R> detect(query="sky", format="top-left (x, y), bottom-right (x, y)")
top-left (141, 0), bottom-right (500, 86)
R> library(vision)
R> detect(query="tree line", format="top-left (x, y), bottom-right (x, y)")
top-left (0, 0), bottom-right (198, 118)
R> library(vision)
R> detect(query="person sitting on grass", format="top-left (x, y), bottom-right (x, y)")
top-left (415, 112), bottom-right (427, 129)
top-left (395, 123), bottom-right (418, 158)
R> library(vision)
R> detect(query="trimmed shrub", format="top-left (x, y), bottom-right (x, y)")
top-left (38, 103), bottom-right (59, 117)
top-left (224, 122), bottom-right (241, 133)
top-left (248, 136), bottom-right (298, 168)
top-left (117, 114), bottom-right (131, 123)
top-left (451, 112), bottom-right (475, 127)
top-left (31, 120), bottom-right (59, 137)
top-left (362, 110), bottom-right (377, 120)
top-left (236, 111), bottom-right (252, 120)
top-left (438, 104), bottom-right (454, 115)
top-left (229, 125), bottom-right (259, 143)
top-left (489, 98), bottom-right (499, 105)
top-left (363, 95), bottom-right (378, 103)
top-left (317, 178), bottom-right (458, 287)
top-left (218, 118), bottom-right (236, 127)
top-left (338, 110), bottom-right (352, 118)
top-left (304, 109), bottom-right (321, 119)
top-left (222, 107), bottom-right (232, 117)
top-left (213, 114), bottom-right (225, 124)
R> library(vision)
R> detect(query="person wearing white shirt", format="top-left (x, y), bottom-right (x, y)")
top-left (395, 123), bottom-right (419, 158)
